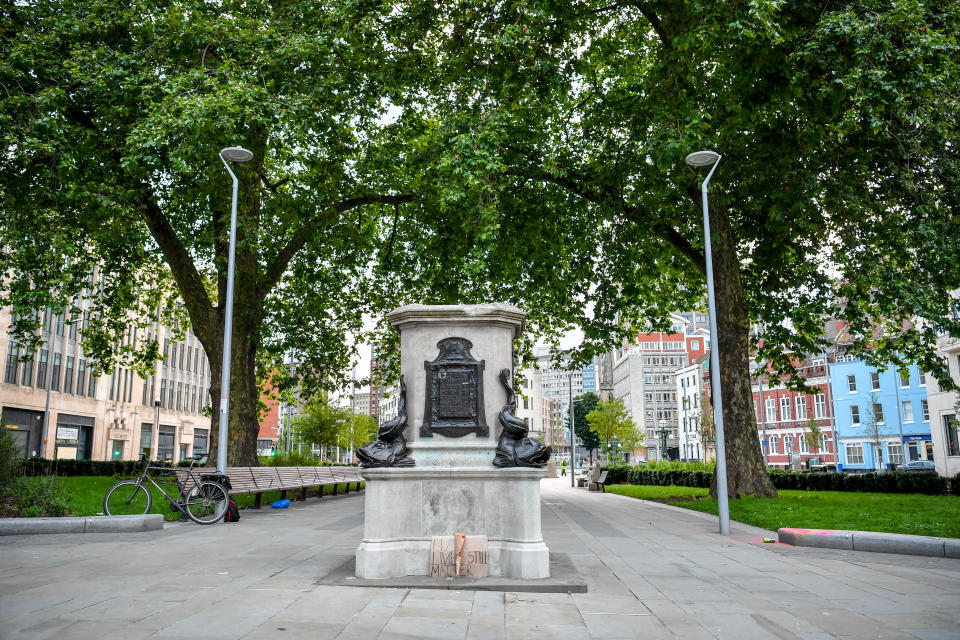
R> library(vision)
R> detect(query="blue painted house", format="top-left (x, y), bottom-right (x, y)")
top-left (830, 358), bottom-right (932, 472)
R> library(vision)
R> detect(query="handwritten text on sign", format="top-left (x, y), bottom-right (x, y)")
top-left (429, 535), bottom-right (488, 578)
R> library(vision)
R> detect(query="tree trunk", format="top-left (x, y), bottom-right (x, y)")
top-left (707, 204), bottom-right (778, 499)
top-left (207, 330), bottom-right (261, 467)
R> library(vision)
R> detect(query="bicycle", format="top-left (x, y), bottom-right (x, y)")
top-left (103, 454), bottom-right (229, 524)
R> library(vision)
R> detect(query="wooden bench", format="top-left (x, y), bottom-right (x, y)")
top-left (174, 466), bottom-right (364, 509)
top-left (596, 470), bottom-right (609, 493)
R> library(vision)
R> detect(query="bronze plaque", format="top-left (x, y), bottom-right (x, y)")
top-left (421, 337), bottom-right (488, 437)
top-left (436, 370), bottom-right (476, 418)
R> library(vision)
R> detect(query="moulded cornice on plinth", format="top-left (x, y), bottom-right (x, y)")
top-left (359, 466), bottom-right (547, 481)
top-left (386, 303), bottom-right (526, 338)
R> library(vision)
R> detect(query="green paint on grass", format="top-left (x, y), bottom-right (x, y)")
top-left (607, 485), bottom-right (960, 538)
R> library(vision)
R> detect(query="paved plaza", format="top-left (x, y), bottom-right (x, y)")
top-left (1, 478), bottom-right (959, 639)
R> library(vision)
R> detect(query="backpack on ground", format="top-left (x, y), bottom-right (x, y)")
top-left (224, 498), bottom-right (240, 522)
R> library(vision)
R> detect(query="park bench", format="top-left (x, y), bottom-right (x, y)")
top-left (174, 466), bottom-right (364, 509)
top-left (595, 470), bottom-right (609, 493)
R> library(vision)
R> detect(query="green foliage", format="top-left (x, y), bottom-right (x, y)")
top-left (572, 392), bottom-right (601, 452)
top-left (0, 0), bottom-right (426, 463)
top-left (586, 398), bottom-right (641, 457)
top-left (603, 464), bottom-right (958, 496)
top-left (260, 451), bottom-right (319, 467)
top-left (804, 418), bottom-right (824, 453)
top-left (293, 400), bottom-right (352, 451)
top-left (0, 427), bottom-right (23, 498)
top-left (22, 458), bottom-right (162, 477)
top-left (9, 476), bottom-right (71, 517)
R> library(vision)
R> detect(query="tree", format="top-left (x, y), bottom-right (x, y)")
top-left (804, 418), bottom-right (824, 454)
top-left (342, 413), bottom-right (378, 456)
top-left (0, 1), bottom-right (418, 464)
top-left (586, 398), bottom-right (637, 462)
top-left (294, 400), bottom-right (351, 455)
top-left (384, 0), bottom-right (960, 497)
top-left (860, 393), bottom-right (891, 471)
top-left (573, 392), bottom-right (601, 455)
top-left (619, 424), bottom-right (647, 457)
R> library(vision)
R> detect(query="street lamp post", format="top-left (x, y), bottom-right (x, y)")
top-left (569, 370), bottom-right (576, 488)
top-left (685, 150), bottom-right (730, 536)
top-left (217, 146), bottom-right (254, 473)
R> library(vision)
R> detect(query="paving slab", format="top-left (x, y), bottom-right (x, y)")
top-left (0, 478), bottom-right (958, 639)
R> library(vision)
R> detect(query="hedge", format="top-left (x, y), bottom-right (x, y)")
top-left (23, 458), bottom-right (198, 477)
top-left (23, 457), bottom-right (360, 477)
top-left (601, 463), bottom-right (960, 496)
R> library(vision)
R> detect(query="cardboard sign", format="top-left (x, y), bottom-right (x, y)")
top-left (430, 534), bottom-right (488, 578)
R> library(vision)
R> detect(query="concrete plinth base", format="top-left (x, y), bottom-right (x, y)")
top-left (356, 467), bottom-right (549, 579)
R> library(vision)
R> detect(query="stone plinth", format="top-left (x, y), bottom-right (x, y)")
top-left (355, 303), bottom-right (550, 579)
top-left (356, 467), bottom-right (549, 579)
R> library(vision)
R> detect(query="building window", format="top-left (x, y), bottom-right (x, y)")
top-left (799, 434), bottom-right (809, 453)
top-left (193, 428), bottom-right (209, 456)
top-left (37, 349), bottom-right (48, 389)
top-left (921, 399), bottom-right (929, 422)
top-left (902, 401), bottom-right (914, 423)
top-left (780, 397), bottom-right (791, 421)
top-left (159, 379), bottom-right (167, 408)
top-left (944, 416), bottom-right (959, 456)
top-left (846, 443), bottom-right (865, 465)
top-left (847, 374), bottom-right (857, 392)
top-left (167, 380), bottom-right (174, 409)
top-left (140, 423), bottom-right (152, 458)
top-left (887, 443), bottom-right (904, 465)
top-left (919, 371), bottom-right (926, 385)
top-left (850, 405), bottom-right (861, 425)
top-left (899, 372), bottom-right (909, 387)
top-left (87, 366), bottom-right (97, 397)
top-left (870, 371), bottom-right (880, 391)
top-left (814, 393), bottom-right (826, 418)
top-left (795, 396), bottom-right (807, 420)
top-left (769, 436), bottom-right (778, 454)
top-left (873, 403), bottom-right (884, 424)
top-left (765, 398), bottom-right (776, 423)
top-left (784, 435), bottom-right (794, 453)
top-left (64, 356), bottom-right (74, 394)
top-left (176, 382), bottom-right (183, 411)
top-left (4, 342), bottom-right (19, 384)
top-left (50, 353), bottom-right (61, 391)
top-left (142, 378), bottom-right (148, 405)
top-left (77, 359), bottom-right (86, 395)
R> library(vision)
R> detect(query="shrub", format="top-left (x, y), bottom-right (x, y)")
top-left (10, 476), bottom-right (70, 517)
top-left (603, 464), bottom-right (956, 495)
top-left (0, 426), bottom-right (23, 498)
top-left (22, 458), bottom-right (167, 477)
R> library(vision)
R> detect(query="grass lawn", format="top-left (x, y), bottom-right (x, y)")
top-left (23, 476), bottom-right (363, 521)
top-left (607, 484), bottom-right (960, 539)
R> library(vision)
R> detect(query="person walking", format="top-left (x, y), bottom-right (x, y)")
top-left (561, 459), bottom-right (567, 477)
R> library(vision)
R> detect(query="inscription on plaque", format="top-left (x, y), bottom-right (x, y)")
top-left (421, 337), bottom-right (488, 438)
top-left (436, 370), bottom-right (476, 419)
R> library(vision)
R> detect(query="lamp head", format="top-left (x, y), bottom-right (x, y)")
top-left (684, 150), bottom-right (720, 167)
top-left (220, 146), bottom-right (254, 163)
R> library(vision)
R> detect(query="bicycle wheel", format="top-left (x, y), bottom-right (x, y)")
top-left (103, 480), bottom-right (152, 516)
top-left (182, 481), bottom-right (228, 524)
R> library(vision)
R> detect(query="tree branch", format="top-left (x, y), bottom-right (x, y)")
top-left (508, 163), bottom-right (706, 273)
top-left (633, 2), bottom-right (673, 50)
top-left (259, 193), bottom-right (416, 300)
top-left (137, 192), bottom-right (216, 343)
